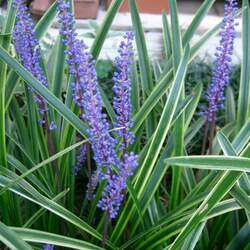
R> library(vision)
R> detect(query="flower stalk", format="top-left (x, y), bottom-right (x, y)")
top-left (202, 0), bottom-right (238, 154)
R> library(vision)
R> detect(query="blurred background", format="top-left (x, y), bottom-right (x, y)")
top-left (0, 0), bottom-right (235, 17)
top-left (0, 0), bottom-right (243, 72)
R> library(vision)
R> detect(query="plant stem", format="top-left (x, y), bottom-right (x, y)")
top-left (44, 115), bottom-right (61, 191)
top-left (0, 65), bottom-right (7, 167)
top-left (209, 118), bottom-right (216, 155)
top-left (0, 0), bottom-right (15, 166)
top-left (102, 211), bottom-right (110, 247)
top-left (201, 121), bottom-right (209, 155)
top-left (87, 143), bottom-right (92, 180)
top-left (0, 0), bottom-right (16, 225)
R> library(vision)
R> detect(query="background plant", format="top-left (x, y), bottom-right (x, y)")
top-left (1, 0), bottom-right (250, 249)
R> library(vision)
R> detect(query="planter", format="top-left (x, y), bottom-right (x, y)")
top-left (74, 0), bottom-right (99, 19)
top-left (31, 0), bottom-right (52, 16)
top-left (105, 0), bottom-right (169, 14)
top-left (31, 0), bottom-right (99, 19)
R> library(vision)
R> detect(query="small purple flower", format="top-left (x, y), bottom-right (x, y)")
top-left (204, 0), bottom-right (238, 122)
top-left (49, 121), bottom-right (57, 131)
top-left (74, 144), bottom-right (87, 175)
top-left (43, 244), bottom-right (54, 250)
top-left (13, 0), bottom-right (55, 129)
top-left (98, 153), bottom-right (138, 219)
top-left (113, 32), bottom-right (135, 150)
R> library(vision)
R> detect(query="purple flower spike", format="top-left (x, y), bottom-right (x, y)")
top-left (204, 0), bottom-right (238, 122)
top-left (13, 0), bottom-right (55, 130)
top-left (43, 244), bottom-right (54, 250)
top-left (98, 34), bottom-right (138, 219)
top-left (113, 32), bottom-right (135, 150)
top-left (57, 0), bottom-right (119, 183)
top-left (57, 0), bottom-right (88, 110)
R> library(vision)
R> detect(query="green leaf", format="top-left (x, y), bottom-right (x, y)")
top-left (135, 45), bottom-right (189, 197)
top-left (169, 0), bottom-right (182, 71)
top-left (35, 1), bottom-right (58, 41)
top-left (90, 0), bottom-right (123, 59)
top-left (217, 132), bottom-right (237, 156)
top-left (0, 174), bottom-right (116, 249)
top-left (129, 0), bottom-right (155, 137)
top-left (169, 0), bottom-right (184, 209)
top-left (237, 0), bottom-right (250, 130)
top-left (232, 120), bottom-right (250, 153)
top-left (0, 0), bottom-right (16, 225)
top-left (212, 122), bottom-right (236, 155)
top-left (132, 69), bottom-right (172, 133)
top-left (182, 0), bottom-right (215, 45)
top-left (6, 154), bottom-right (53, 197)
top-left (133, 16), bottom-right (223, 134)
top-left (0, 140), bottom-right (87, 196)
top-left (179, 222), bottom-right (206, 250)
top-left (12, 228), bottom-right (104, 250)
top-left (51, 36), bottom-right (66, 98)
top-left (124, 196), bottom-right (245, 249)
top-left (166, 156), bottom-right (250, 172)
top-left (225, 223), bottom-right (250, 250)
top-left (159, 0), bottom-right (218, 81)
top-left (226, 86), bottom-right (236, 123)
top-left (230, 185), bottom-right (250, 215)
top-left (0, 222), bottom-right (33, 250)
top-left (128, 107), bottom-right (203, 237)
top-left (162, 12), bottom-right (172, 58)
top-left (166, 126), bottom-right (250, 249)
top-left (23, 189), bottom-right (70, 228)
top-left (0, 46), bottom-right (88, 137)
top-left (128, 0), bottom-right (153, 92)
top-left (0, 0), bottom-right (15, 168)
top-left (217, 132), bottom-right (250, 219)
top-left (5, 0), bottom-right (59, 108)
top-left (110, 46), bottom-right (190, 243)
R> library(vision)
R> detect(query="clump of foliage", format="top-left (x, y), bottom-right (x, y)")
top-left (1, 0), bottom-right (250, 250)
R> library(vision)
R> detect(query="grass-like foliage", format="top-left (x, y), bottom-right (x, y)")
top-left (0, 0), bottom-right (250, 249)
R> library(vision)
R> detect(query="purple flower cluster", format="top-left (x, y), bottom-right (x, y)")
top-left (57, 0), bottom-right (87, 111)
top-left (97, 34), bottom-right (138, 218)
top-left (204, 0), bottom-right (238, 122)
top-left (57, 0), bottom-right (138, 219)
top-left (98, 153), bottom-right (138, 219)
top-left (113, 32), bottom-right (135, 150)
top-left (57, 0), bottom-right (119, 181)
top-left (74, 144), bottom-right (87, 175)
top-left (13, 0), bottom-right (55, 129)
top-left (43, 244), bottom-right (54, 250)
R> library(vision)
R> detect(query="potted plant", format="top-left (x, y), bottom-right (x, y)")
top-left (32, 0), bottom-right (99, 19)
top-left (105, 0), bottom-right (169, 14)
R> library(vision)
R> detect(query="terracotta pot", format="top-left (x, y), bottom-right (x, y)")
top-left (74, 0), bottom-right (99, 19)
top-left (31, 0), bottom-right (53, 16)
top-left (32, 0), bottom-right (99, 19)
top-left (105, 0), bottom-right (169, 14)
